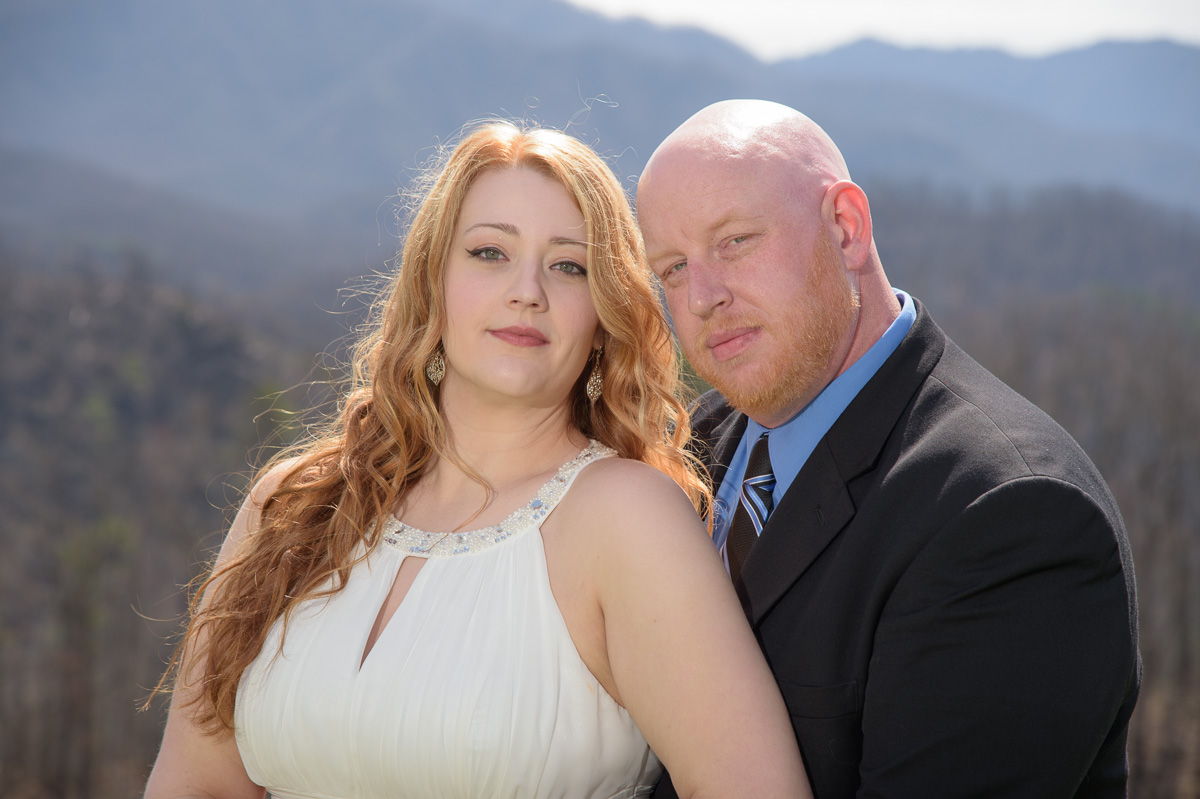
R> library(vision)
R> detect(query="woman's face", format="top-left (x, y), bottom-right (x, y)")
top-left (440, 167), bottom-right (602, 414)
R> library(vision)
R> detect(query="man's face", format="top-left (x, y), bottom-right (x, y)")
top-left (638, 152), bottom-right (857, 427)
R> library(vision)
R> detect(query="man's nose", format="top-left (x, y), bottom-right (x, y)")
top-left (687, 258), bottom-right (732, 318)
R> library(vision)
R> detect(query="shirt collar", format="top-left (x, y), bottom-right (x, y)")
top-left (745, 289), bottom-right (916, 507)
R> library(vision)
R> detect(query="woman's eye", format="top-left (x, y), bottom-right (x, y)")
top-left (468, 246), bottom-right (504, 261)
top-left (553, 260), bottom-right (587, 276)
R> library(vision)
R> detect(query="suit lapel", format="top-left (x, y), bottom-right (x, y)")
top-left (735, 437), bottom-right (856, 624)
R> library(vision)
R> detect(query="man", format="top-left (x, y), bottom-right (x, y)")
top-left (637, 99), bottom-right (1139, 797)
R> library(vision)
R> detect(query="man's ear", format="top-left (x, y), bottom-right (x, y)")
top-left (821, 180), bottom-right (873, 270)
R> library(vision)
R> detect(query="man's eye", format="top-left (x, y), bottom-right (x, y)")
top-left (653, 260), bottom-right (686, 283)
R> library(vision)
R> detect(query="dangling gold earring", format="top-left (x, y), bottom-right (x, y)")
top-left (426, 349), bottom-right (445, 386)
top-left (585, 348), bottom-right (603, 402)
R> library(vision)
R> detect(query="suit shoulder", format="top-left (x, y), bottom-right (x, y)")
top-left (688, 389), bottom-right (734, 435)
top-left (914, 339), bottom-right (1117, 510)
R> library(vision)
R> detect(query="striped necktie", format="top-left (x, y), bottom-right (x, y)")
top-left (726, 433), bottom-right (775, 583)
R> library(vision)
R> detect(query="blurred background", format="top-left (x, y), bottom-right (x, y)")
top-left (1, 0), bottom-right (1198, 795)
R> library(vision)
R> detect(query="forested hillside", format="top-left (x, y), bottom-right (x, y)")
top-left (1, 179), bottom-right (1197, 795)
top-left (0, 247), bottom-right (317, 796)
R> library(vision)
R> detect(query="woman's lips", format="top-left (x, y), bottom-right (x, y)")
top-left (490, 326), bottom-right (549, 347)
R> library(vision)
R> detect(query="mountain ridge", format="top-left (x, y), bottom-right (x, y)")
top-left (2, 0), bottom-right (1197, 226)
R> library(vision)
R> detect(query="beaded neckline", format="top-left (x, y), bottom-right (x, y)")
top-left (379, 440), bottom-right (614, 558)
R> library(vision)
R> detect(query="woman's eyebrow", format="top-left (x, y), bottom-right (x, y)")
top-left (464, 221), bottom-right (520, 236)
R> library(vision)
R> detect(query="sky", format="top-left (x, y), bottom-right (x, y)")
top-left (564, 0), bottom-right (1200, 60)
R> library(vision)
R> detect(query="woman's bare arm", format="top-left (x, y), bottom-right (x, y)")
top-left (571, 460), bottom-right (811, 799)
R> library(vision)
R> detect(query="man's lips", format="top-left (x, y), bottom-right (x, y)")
top-left (490, 326), bottom-right (549, 347)
top-left (705, 327), bottom-right (759, 361)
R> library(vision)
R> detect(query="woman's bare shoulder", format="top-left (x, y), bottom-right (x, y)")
top-left (564, 456), bottom-right (707, 547)
top-left (571, 456), bottom-right (691, 506)
top-left (217, 456), bottom-right (305, 558)
top-left (246, 455), bottom-right (305, 507)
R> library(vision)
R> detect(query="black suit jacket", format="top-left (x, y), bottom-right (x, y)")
top-left (657, 300), bottom-right (1139, 798)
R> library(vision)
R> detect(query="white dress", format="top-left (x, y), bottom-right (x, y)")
top-left (235, 441), bottom-right (661, 798)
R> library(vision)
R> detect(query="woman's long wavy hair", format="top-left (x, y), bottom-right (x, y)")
top-left (162, 120), bottom-right (711, 731)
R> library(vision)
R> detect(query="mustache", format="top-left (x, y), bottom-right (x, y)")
top-left (695, 312), bottom-right (757, 349)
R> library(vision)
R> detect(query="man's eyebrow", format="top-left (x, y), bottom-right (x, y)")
top-left (713, 211), bottom-right (769, 233)
top-left (642, 211), bottom-right (751, 259)
top-left (711, 213), bottom-right (738, 231)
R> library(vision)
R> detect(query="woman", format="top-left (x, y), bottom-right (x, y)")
top-left (145, 121), bottom-right (810, 798)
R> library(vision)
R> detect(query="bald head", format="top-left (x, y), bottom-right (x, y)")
top-left (640, 99), bottom-right (850, 211)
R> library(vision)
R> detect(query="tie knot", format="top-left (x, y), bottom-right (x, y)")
top-left (742, 434), bottom-right (776, 517)
top-left (744, 433), bottom-right (773, 480)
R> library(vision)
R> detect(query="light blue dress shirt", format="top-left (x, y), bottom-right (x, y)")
top-left (712, 290), bottom-right (916, 560)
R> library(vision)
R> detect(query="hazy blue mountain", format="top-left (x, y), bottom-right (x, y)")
top-left (1, 0), bottom-right (1198, 245)
top-left (431, 0), bottom-right (760, 67)
top-left (0, 0), bottom-right (762, 233)
top-left (0, 143), bottom-right (368, 351)
top-left (784, 38), bottom-right (1200, 151)
top-left (0, 145), bottom-right (339, 283)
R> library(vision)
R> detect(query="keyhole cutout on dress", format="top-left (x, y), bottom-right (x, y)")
top-left (360, 555), bottom-right (427, 669)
